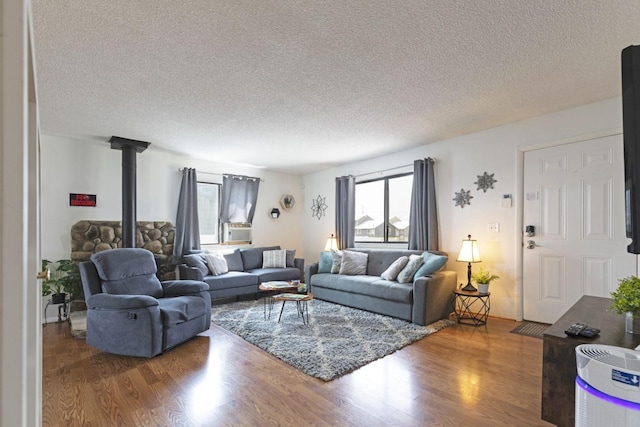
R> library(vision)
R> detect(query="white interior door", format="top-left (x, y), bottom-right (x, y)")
top-left (523, 135), bottom-right (636, 324)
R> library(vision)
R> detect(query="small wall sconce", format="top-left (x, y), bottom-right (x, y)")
top-left (270, 208), bottom-right (281, 219)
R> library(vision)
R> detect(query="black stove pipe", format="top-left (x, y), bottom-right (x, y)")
top-left (109, 136), bottom-right (150, 248)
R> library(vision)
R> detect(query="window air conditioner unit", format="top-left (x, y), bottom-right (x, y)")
top-left (223, 223), bottom-right (252, 244)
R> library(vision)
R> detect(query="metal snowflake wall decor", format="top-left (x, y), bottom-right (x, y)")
top-left (311, 194), bottom-right (328, 220)
top-left (453, 188), bottom-right (473, 208)
top-left (474, 172), bottom-right (497, 193)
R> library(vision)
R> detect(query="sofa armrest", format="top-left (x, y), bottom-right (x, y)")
top-left (294, 258), bottom-right (305, 281)
top-left (162, 280), bottom-right (209, 296)
top-left (412, 270), bottom-right (457, 326)
top-left (305, 263), bottom-right (318, 286)
top-left (86, 294), bottom-right (159, 310)
top-left (178, 264), bottom-right (204, 281)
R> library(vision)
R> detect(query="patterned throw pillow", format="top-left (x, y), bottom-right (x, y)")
top-left (339, 250), bottom-right (368, 275)
top-left (414, 252), bottom-right (448, 279)
top-left (380, 256), bottom-right (409, 281)
top-left (318, 251), bottom-right (333, 273)
top-left (204, 252), bottom-right (229, 276)
top-left (397, 254), bottom-right (425, 283)
top-left (263, 249), bottom-right (286, 268)
top-left (330, 249), bottom-right (343, 274)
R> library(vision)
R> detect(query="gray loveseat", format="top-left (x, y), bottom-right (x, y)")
top-left (305, 248), bottom-right (456, 326)
top-left (179, 246), bottom-right (304, 300)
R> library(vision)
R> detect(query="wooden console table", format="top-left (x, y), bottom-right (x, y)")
top-left (542, 295), bottom-right (640, 427)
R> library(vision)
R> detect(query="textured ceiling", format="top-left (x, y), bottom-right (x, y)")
top-left (31, 1), bottom-right (640, 174)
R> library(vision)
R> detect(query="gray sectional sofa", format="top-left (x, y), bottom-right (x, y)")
top-left (179, 246), bottom-right (304, 300)
top-left (305, 248), bottom-right (457, 326)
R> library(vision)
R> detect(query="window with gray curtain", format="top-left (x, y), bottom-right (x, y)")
top-left (219, 174), bottom-right (260, 224)
top-left (354, 173), bottom-right (413, 243)
top-left (197, 182), bottom-right (221, 244)
top-left (408, 158), bottom-right (438, 251)
top-left (335, 175), bottom-right (355, 250)
top-left (171, 168), bottom-right (200, 265)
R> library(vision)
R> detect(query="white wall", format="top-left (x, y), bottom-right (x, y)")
top-left (41, 97), bottom-right (629, 321)
top-left (40, 134), bottom-right (305, 262)
top-left (302, 97), bottom-right (626, 320)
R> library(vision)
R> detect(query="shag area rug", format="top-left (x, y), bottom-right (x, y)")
top-left (211, 299), bottom-right (453, 381)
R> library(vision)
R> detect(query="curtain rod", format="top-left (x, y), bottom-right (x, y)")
top-left (354, 158), bottom-right (435, 178)
top-left (178, 168), bottom-right (264, 182)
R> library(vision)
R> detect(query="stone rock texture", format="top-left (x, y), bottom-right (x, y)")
top-left (70, 220), bottom-right (176, 280)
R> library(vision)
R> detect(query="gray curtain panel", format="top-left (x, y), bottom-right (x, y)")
top-left (335, 175), bottom-right (355, 250)
top-left (172, 168), bottom-right (201, 265)
top-left (219, 174), bottom-right (260, 224)
top-left (408, 158), bottom-right (439, 251)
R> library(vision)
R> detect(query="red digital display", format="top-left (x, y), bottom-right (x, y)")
top-left (69, 193), bottom-right (96, 207)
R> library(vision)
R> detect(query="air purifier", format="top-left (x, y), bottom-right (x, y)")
top-left (575, 344), bottom-right (640, 426)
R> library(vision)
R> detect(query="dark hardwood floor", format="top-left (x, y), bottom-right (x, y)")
top-left (42, 315), bottom-right (553, 426)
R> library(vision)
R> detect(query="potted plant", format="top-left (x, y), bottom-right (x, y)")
top-left (42, 259), bottom-right (83, 304)
top-left (471, 267), bottom-right (499, 294)
top-left (280, 194), bottom-right (295, 210)
top-left (610, 276), bottom-right (640, 334)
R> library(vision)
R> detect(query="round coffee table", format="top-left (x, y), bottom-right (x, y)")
top-left (273, 292), bottom-right (313, 325)
top-left (259, 282), bottom-right (299, 320)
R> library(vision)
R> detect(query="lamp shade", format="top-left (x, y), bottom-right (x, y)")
top-left (456, 235), bottom-right (481, 263)
top-left (324, 234), bottom-right (338, 251)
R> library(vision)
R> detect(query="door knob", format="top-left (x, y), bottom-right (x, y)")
top-left (526, 240), bottom-right (536, 249)
top-left (37, 268), bottom-right (50, 280)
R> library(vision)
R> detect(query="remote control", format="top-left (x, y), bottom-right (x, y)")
top-left (579, 326), bottom-right (600, 338)
top-left (564, 323), bottom-right (588, 336)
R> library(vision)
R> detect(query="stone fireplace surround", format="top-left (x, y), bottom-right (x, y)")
top-left (70, 220), bottom-right (176, 280)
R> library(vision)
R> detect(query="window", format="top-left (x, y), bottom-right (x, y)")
top-left (197, 182), bottom-right (221, 244)
top-left (355, 173), bottom-right (412, 243)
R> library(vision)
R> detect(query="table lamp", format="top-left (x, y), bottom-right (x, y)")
top-left (324, 234), bottom-right (338, 251)
top-left (457, 234), bottom-right (481, 292)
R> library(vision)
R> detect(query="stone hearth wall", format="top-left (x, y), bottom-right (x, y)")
top-left (70, 220), bottom-right (176, 280)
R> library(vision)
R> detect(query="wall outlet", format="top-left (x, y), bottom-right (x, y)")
top-left (488, 222), bottom-right (500, 232)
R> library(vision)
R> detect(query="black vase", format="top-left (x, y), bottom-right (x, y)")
top-left (51, 293), bottom-right (66, 304)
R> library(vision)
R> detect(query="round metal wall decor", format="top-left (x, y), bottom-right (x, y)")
top-left (474, 172), bottom-right (497, 193)
top-left (453, 188), bottom-right (473, 208)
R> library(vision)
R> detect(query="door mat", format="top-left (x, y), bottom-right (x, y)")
top-left (211, 299), bottom-right (452, 381)
top-left (510, 321), bottom-right (550, 339)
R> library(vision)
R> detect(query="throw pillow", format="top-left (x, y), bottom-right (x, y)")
top-left (318, 251), bottom-right (333, 273)
top-left (204, 252), bottom-right (229, 276)
top-left (223, 249), bottom-right (244, 272)
top-left (183, 253), bottom-right (209, 278)
top-left (286, 249), bottom-right (296, 267)
top-left (380, 256), bottom-right (409, 281)
top-left (330, 249), bottom-right (343, 274)
top-left (263, 249), bottom-right (286, 268)
top-left (414, 252), bottom-right (448, 279)
top-left (397, 254), bottom-right (425, 283)
top-left (339, 250), bottom-right (368, 275)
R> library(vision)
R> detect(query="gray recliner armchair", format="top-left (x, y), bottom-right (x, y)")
top-left (79, 248), bottom-right (211, 357)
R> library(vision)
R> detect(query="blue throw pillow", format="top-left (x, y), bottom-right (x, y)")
top-left (414, 252), bottom-right (448, 279)
top-left (318, 251), bottom-right (333, 273)
top-left (183, 254), bottom-right (209, 278)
